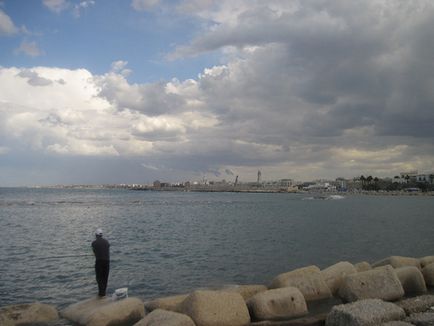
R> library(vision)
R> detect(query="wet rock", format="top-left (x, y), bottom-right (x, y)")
top-left (422, 263), bottom-right (434, 287)
top-left (397, 295), bottom-right (434, 315)
top-left (419, 257), bottom-right (434, 269)
top-left (270, 265), bottom-right (332, 301)
top-left (395, 266), bottom-right (427, 295)
top-left (321, 262), bottom-right (357, 295)
top-left (180, 290), bottom-right (250, 326)
top-left (338, 265), bottom-right (404, 302)
top-left (405, 312), bottom-right (434, 325)
top-left (0, 302), bottom-right (59, 325)
top-left (60, 296), bottom-right (144, 326)
top-left (145, 294), bottom-right (188, 313)
top-left (355, 262), bottom-right (372, 272)
top-left (373, 256), bottom-right (421, 270)
top-left (134, 309), bottom-right (195, 326)
top-left (223, 285), bottom-right (268, 301)
top-left (247, 287), bottom-right (308, 321)
top-left (325, 299), bottom-right (406, 326)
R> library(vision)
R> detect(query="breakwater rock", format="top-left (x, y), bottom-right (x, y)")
top-left (2, 254), bottom-right (434, 325)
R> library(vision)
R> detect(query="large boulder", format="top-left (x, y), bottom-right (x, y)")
top-left (422, 263), bottom-right (434, 286)
top-left (405, 312), bottom-right (434, 325)
top-left (338, 265), bottom-right (405, 303)
top-left (180, 290), bottom-right (250, 326)
top-left (395, 266), bottom-right (427, 295)
top-left (60, 296), bottom-right (144, 326)
top-left (325, 299), bottom-right (406, 326)
top-left (223, 284), bottom-right (268, 301)
top-left (0, 302), bottom-right (58, 325)
top-left (321, 261), bottom-right (357, 295)
top-left (396, 295), bottom-right (434, 315)
top-left (145, 294), bottom-right (189, 313)
top-left (355, 262), bottom-right (372, 273)
top-left (419, 256), bottom-right (434, 269)
top-left (247, 287), bottom-right (308, 321)
top-left (269, 265), bottom-right (332, 301)
top-left (134, 309), bottom-right (195, 326)
top-left (373, 256), bottom-right (421, 269)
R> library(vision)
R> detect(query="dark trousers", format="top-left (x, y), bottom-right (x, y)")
top-left (95, 260), bottom-right (110, 296)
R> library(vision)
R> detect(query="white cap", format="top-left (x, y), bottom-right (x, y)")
top-left (95, 228), bottom-right (103, 236)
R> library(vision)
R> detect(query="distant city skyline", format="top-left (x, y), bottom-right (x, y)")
top-left (1, 1), bottom-right (434, 186)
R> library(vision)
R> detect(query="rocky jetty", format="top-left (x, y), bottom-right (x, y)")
top-left (1, 254), bottom-right (434, 325)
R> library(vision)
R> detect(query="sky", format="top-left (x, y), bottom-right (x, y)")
top-left (1, 0), bottom-right (434, 186)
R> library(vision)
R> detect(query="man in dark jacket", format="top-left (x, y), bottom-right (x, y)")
top-left (92, 228), bottom-right (110, 297)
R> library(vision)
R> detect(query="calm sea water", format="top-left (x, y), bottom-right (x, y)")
top-left (0, 188), bottom-right (433, 310)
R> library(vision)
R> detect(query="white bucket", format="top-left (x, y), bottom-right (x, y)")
top-left (112, 287), bottom-right (128, 301)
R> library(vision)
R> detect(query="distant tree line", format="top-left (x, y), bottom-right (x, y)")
top-left (355, 175), bottom-right (434, 192)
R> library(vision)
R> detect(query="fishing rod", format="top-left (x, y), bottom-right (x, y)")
top-left (31, 254), bottom-right (94, 260)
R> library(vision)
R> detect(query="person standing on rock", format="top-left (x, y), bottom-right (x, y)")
top-left (92, 228), bottom-right (110, 297)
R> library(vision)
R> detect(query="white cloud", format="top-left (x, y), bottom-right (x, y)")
top-left (131, 0), bottom-right (160, 11)
top-left (0, 9), bottom-right (18, 36)
top-left (73, 0), bottom-right (96, 18)
top-left (14, 40), bottom-right (44, 57)
top-left (43, 0), bottom-right (70, 13)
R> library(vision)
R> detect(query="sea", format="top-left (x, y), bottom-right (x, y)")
top-left (0, 187), bottom-right (433, 311)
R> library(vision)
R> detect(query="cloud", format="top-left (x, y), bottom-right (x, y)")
top-left (3, 1), bottom-right (434, 184)
top-left (14, 40), bottom-right (44, 57)
top-left (17, 69), bottom-right (53, 86)
top-left (73, 1), bottom-right (96, 18)
top-left (43, 0), bottom-right (70, 13)
top-left (131, 0), bottom-right (160, 12)
top-left (0, 9), bottom-right (18, 36)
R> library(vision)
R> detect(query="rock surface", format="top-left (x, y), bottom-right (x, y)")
top-left (321, 261), bottom-right (357, 295)
top-left (422, 263), bottom-right (434, 286)
top-left (354, 262), bottom-right (372, 273)
top-left (224, 284), bottom-right (268, 301)
top-left (381, 322), bottom-right (415, 326)
top-left (134, 309), bottom-right (195, 326)
top-left (180, 290), bottom-right (250, 326)
top-left (60, 296), bottom-right (144, 326)
top-left (373, 256), bottom-right (421, 269)
top-left (420, 256), bottom-right (434, 269)
top-left (247, 287), bottom-right (308, 321)
top-left (145, 294), bottom-right (188, 313)
top-left (325, 299), bottom-right (406, 326)
top-left (396, 295), bottom-right (434, 315)
top-left (0, 302), bottom-right (59, 325)
top-left (270, 265), bottom-right (332, 301)
top-left (395, 266), bottom-right (427, 295)
top-left (405, 312), bottom-right (434, 325)
top-left (339, 265), bottom-right (405, 302)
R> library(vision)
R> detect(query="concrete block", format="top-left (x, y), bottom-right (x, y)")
top-left (180, 290), bottom-right (250, 326)
top-left (145, 294), bottom-right (188, 313)
top-left (224, 284), bottom-right (268, 301)
top-left (419, 256), bottom-right (434, 269)
top-left (247, 287), bottom-right (308, 321)
top-left (321, 262), bottom-right (357, 295)
top-left (60, 296), bottom-right (144, 326)
top-left (396, 266), bottom-right (427, 295)
top-left (405, 312), bottom-right (434, 325)
top-left (422, 263), bottom-right (434, 287)
top-left (355, 262), bottom-right (372, 272)
top-left (270, 266), bottom-right (332, 301)
top-left (0, 302), bottom-right (58, 325)
top-left (338, 265), bottom-right (405, 303)
top-left (325, 299), bottom-right (406, 326)
top-left (396, 295), bottom-right (434, 315)
top-left (134, 309), bottom-right (195, 326)
top-left (373, 256), bottom-right (421, 269)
